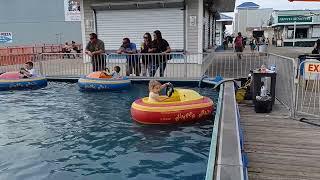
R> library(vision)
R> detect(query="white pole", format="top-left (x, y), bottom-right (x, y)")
top-left (293, 21), bottom-right (296, 47)
top-left (237, 12), bottom-right (240, 33)
top-left (246, 8), bottom-right (248, 36)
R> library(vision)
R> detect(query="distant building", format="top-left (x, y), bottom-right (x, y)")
top-left (0, 0), bottom-right (81, 46)
top-left (81, 0), bottom-right (236, 52)
top-left (234, 2), bottom-right (273, 39)
top-left (215, 14), bottom-right (233, 46)
top-left (270, 10), bottom-right (320, 47)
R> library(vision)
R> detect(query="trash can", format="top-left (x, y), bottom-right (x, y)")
top-left (254, 97), bottom-right (273, 113)
top-left (251, 71), bottom-right (276, 113)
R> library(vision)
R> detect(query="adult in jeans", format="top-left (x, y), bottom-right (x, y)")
top-left (149, 30), bottom-right (171, 77)
top-left (85, 33), bottom-right (106, 72)
top-left (117, 38), bottom-right (140, 76)
top-left (140, 33), bottom-right (153, 76)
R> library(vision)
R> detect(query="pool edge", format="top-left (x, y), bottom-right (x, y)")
top-left (205, 84), bottom-right (224, 180)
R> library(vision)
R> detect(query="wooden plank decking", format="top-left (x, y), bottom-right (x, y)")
top-left (239, 102), bottom-right (320, 180)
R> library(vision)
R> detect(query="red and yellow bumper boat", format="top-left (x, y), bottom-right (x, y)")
top-left (131, 89), bottom-right (214, 124)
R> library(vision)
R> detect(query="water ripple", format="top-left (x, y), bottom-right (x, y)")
top-left (0, 82), bottom-right (219, 180)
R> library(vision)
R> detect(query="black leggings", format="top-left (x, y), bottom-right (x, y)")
top-left (149, 60), bottom-right (167, 77)
top-left (91, 55), bottom-right (106, 72)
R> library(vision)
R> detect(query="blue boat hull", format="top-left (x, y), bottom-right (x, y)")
top-left (0, 77), bottom-right (48, 91)
top-left (78, 77), bottom-right (131, 91)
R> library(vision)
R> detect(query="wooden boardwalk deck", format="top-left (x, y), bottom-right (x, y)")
top-left (239, 102), bottom-right (320, 180)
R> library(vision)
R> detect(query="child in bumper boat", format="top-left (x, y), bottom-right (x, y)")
top-left (19, 61), bottom-right (36, 78)
top-left (104, 66), bottom-right (121, 79)
top-left (148, 80), bottom-right (171, 102)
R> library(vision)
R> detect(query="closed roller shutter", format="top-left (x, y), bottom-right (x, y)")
top-left (96, 8), bottom-right (184, 51)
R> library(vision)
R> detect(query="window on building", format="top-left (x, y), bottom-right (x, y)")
top-left (253, 30), bottom-right (264, 38)
top-left (287, 27), bottom-right (309, 39)
top-left (296, 28), bottom-right (308, 39)
top-left (312, 25), bottom-right (320, 38)
top-left (287, 29), bottom-right (294, 39)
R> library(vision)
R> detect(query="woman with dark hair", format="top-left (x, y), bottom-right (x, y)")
top-left (149, 30), bottom-right (171, 77)
top-left (140, 32), bottom-right (152, 76)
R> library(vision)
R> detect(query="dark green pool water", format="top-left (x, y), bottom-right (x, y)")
top-left (0, 82), bottom-right (218, 180)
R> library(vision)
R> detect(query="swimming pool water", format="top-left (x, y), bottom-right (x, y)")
top-left (0, 82), bottom-right (219, 180)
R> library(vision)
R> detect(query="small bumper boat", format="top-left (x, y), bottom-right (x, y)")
top-left (78, 71), bottom-right (131, 91)
top-left (0, 72), bottom-right (47, 91)
top-left (131, 87), bottom-right (214, 124)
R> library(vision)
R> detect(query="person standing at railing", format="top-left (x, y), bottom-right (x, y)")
top-left (63, 42), bottom-right (72, 58)
top-left (117, 38), bottom-right (140, 76)
top-left (234, 32), bottom-right (244, 60)
top-left (71, 41), bottom-right (81, 53)
top-left (85, 33), bottom-right (106, 72)
top-left (63, 42), bottom-right (72, 53)
top-left (140, 33), bottom-right (153, 76)
top-left (149, 30), bottom-right (171, 77)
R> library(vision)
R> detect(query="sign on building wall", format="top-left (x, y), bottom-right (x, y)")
top-left (64, 0), bottom-right (81, 21)
top-left (278, 16), bottom-right (312, 23)
top-left (0, 32), bottom-right (13, 43)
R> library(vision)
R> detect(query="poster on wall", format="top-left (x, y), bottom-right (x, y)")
top-left (64, 0), bottom-right (81, 21)
top-left (0, 32), bottom-right (13, 43)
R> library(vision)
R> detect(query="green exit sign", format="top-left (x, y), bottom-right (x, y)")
top-left (278, 16), bottom-right (312, 23)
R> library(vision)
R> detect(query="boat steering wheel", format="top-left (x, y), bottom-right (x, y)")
top-left (166, 83), bottom-right (174, 97)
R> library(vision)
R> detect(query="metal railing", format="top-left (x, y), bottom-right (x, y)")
top-left (0, 44), bottom-right (82, 55)
top-left (37, 53), bottom-right (88, 77)
top-left (295, 59), bottom-right (320, 118)
top-left (266, 53), bottom-right (296, 116)
top-left (2, 51), bottom-right (316, 119)
top-left (201, 52), bottom-right (297, 116)
top-left (0, 54), bottom-right (38, 72)
top-left (0, 53), bottom-right (206, 79)
top-left (203, 52), bottom-right (268, 79)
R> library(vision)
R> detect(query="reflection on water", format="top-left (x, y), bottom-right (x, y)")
top-left (0, 82), bottom-right (218, 180)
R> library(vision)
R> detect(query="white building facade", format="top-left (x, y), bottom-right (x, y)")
top-left (234, 2), bottom-right (273, 39)
top-left (80, 0), bottom-right (235, 52)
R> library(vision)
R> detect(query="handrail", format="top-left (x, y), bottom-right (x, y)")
top-left (295, 59), bottom-right (320, 118)
top-left (205, 83), bottom-right (223, 180)
top-left (215, 82), bottom-right (246, 180)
